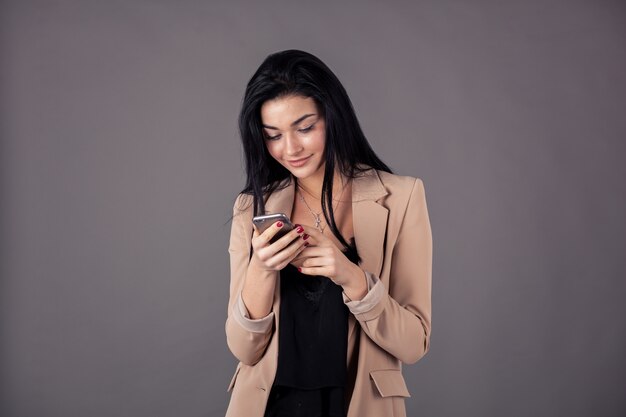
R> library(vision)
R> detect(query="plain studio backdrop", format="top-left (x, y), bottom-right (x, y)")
top-left (1, 1), bottom-right (625, 416)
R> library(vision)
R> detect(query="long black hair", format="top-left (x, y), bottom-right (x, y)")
top-left (235, 49), bottom-right (392, 250)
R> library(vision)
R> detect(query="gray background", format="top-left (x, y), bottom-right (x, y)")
top-left (1, 1), bottom-right (625, 416)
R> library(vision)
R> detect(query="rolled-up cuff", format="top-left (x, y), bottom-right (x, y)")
top-left (232, 291), bottom-right (274, 334)
top-left (343, 271), bottom-right (385, 315)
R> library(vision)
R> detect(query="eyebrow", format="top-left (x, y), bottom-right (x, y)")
top-left (262, 113), bottom-right (317, 130)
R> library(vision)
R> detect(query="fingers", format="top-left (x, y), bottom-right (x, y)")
top-left (295, 245), bottom-right (347, 281)
top-left (294, 226), bottom-right (332, 248)
top-left (273, 235), bottom-right (309, 270)
top-left (251, 221), bottom-right (309, 270)
top-left (298, 265), bottom-right (333, 277)
top-left (252, 221), bottom-right (289, 252)
top-left (297, 226), bottom-right (318, 244)
top-left (259, 220), bottom-right (287, 244)
top-left (271, 224), bottom-right (306, 251)
top-left (262, 232), bottom-right (308, 270)
top-left (298, 248), bottom-right (334, 268)
top-left (293, 246), bottom-right (329, 260)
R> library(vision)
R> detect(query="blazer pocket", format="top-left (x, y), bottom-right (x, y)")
top-left (227, 364), bottom-right (242, 392)
top-left (369, 369), bottom-right (411, 398)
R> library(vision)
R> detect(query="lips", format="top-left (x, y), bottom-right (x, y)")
top-left (288, 155), bottom-right (312, 167)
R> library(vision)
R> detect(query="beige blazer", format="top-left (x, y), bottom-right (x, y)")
top-left (225, 164), bottom-right (433, 417)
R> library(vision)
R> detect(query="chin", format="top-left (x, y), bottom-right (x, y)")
top-left (288, 169), bottom-right (311, 179)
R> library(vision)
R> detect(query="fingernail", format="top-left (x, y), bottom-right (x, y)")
top-left (304, 242), bottom-right (309, 247)
top-left (303, 234), bottom-right (309, 240)
top-left (297, 267), bottom-right (302, 272)
top-left (296, 226), bottom-right (304, 233)
top-left (276, 221), bottom-right (283, 228)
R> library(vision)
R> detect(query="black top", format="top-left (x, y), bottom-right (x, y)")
top-left (265, 238), bottom-right (361, 417)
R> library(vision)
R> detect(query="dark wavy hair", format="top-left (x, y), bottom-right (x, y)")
top-left (235, 49), bottom-right (392, 250)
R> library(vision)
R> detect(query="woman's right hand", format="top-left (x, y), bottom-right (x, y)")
top-left (250, 221), bottom-right (309, 271)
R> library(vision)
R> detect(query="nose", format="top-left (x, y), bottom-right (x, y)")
top-left (284, 132), bottom-right (303, 156)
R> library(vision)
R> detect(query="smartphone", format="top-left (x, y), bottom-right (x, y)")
top-left (252, 213), bottom-right (295, 244)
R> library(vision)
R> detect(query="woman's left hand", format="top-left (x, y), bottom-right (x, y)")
top-left (292, 226), bottom-right (368, 299)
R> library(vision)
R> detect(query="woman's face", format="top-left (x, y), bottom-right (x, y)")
top-left (260, 94), bottom-right (326, 180)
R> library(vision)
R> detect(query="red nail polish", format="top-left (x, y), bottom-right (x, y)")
top-left (296, 226), bottom-right (304, 233)
top-left (303, 234), bottom-right (309, 240)
top-left (304, 242), bottom-right (309, 247)
top-left (276, 221), bottom-right (283, 228)
top-left (297, 267), bottom-right (302, 272)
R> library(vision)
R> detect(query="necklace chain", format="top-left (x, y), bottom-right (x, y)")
top-left (297, 180), bottom-right (348, 234)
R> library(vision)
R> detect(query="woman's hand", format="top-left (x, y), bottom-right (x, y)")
top-left (241, 221), bottom-right (307, 322)
top-left (250, 221), bottom-right (308, 272)
top-left (293, 226), bottom-right (368, 300)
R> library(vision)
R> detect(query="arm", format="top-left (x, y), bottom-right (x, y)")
top-left (224, 194), bottom-right (276, 366)
top-left (343, 178), bottom-right (433, 364)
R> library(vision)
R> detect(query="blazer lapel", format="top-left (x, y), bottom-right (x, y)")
top-left (351, 166), bottom-right (389, 278)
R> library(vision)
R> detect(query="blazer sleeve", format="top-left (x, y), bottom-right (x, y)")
top-left (349, 177), bottom-right (433, 364)
top-left (224, 194), bottom-right (275, 366)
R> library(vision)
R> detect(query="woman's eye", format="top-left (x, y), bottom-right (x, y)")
top-left (298, 125), bottom-right (314, 133)
top-left (265, 134), bottom-right (281, 141)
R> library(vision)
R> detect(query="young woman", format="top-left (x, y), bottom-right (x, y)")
top-left (225, 49), bottom-right (432, 417)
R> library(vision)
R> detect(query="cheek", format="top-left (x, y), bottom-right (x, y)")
top-left (299, 130), bottom-right (325, 151)
top-left (311, 131), bottom-right (326, 152)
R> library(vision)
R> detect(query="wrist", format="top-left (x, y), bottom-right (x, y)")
top-left (342, 265), bottom-right (368, 301)
top-left (247, 258), bottom-right (276, 279)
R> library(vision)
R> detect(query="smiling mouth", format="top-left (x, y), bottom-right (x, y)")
top-left (288, 156), bottom-right (311, 163)
top-left (287, 155), bottom-right (312, 167)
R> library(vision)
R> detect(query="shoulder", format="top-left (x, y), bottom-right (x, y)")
top-left (369, 170), bottom-right (430, 237)
top-left (371, 170), bottom-right (426, 210)
top-left (363, 170), bottom-right (429, 231)
top-left (377, 169), bottom-right (424, 193)
top-left (353, 163), bottom-right (427, 208)
top-left (231, 193), bottom-right (254, 227)
top-left (233, 192), bottom-right (254, 212)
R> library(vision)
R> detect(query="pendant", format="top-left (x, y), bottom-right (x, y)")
top-left (314, 215), bottom-right (322, 230)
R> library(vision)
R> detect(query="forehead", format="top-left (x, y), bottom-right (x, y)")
top-left (260, 95), bottom-right (318, 126)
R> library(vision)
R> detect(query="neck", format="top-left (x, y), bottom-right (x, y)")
top-left (296, 168), bottom-right (347, 201)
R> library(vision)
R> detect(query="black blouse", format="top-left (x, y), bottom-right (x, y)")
top-left (264, 238), bottom-right (361, 417)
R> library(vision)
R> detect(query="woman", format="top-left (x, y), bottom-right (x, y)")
top-left (225, 49), bottom-right (432, 417)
